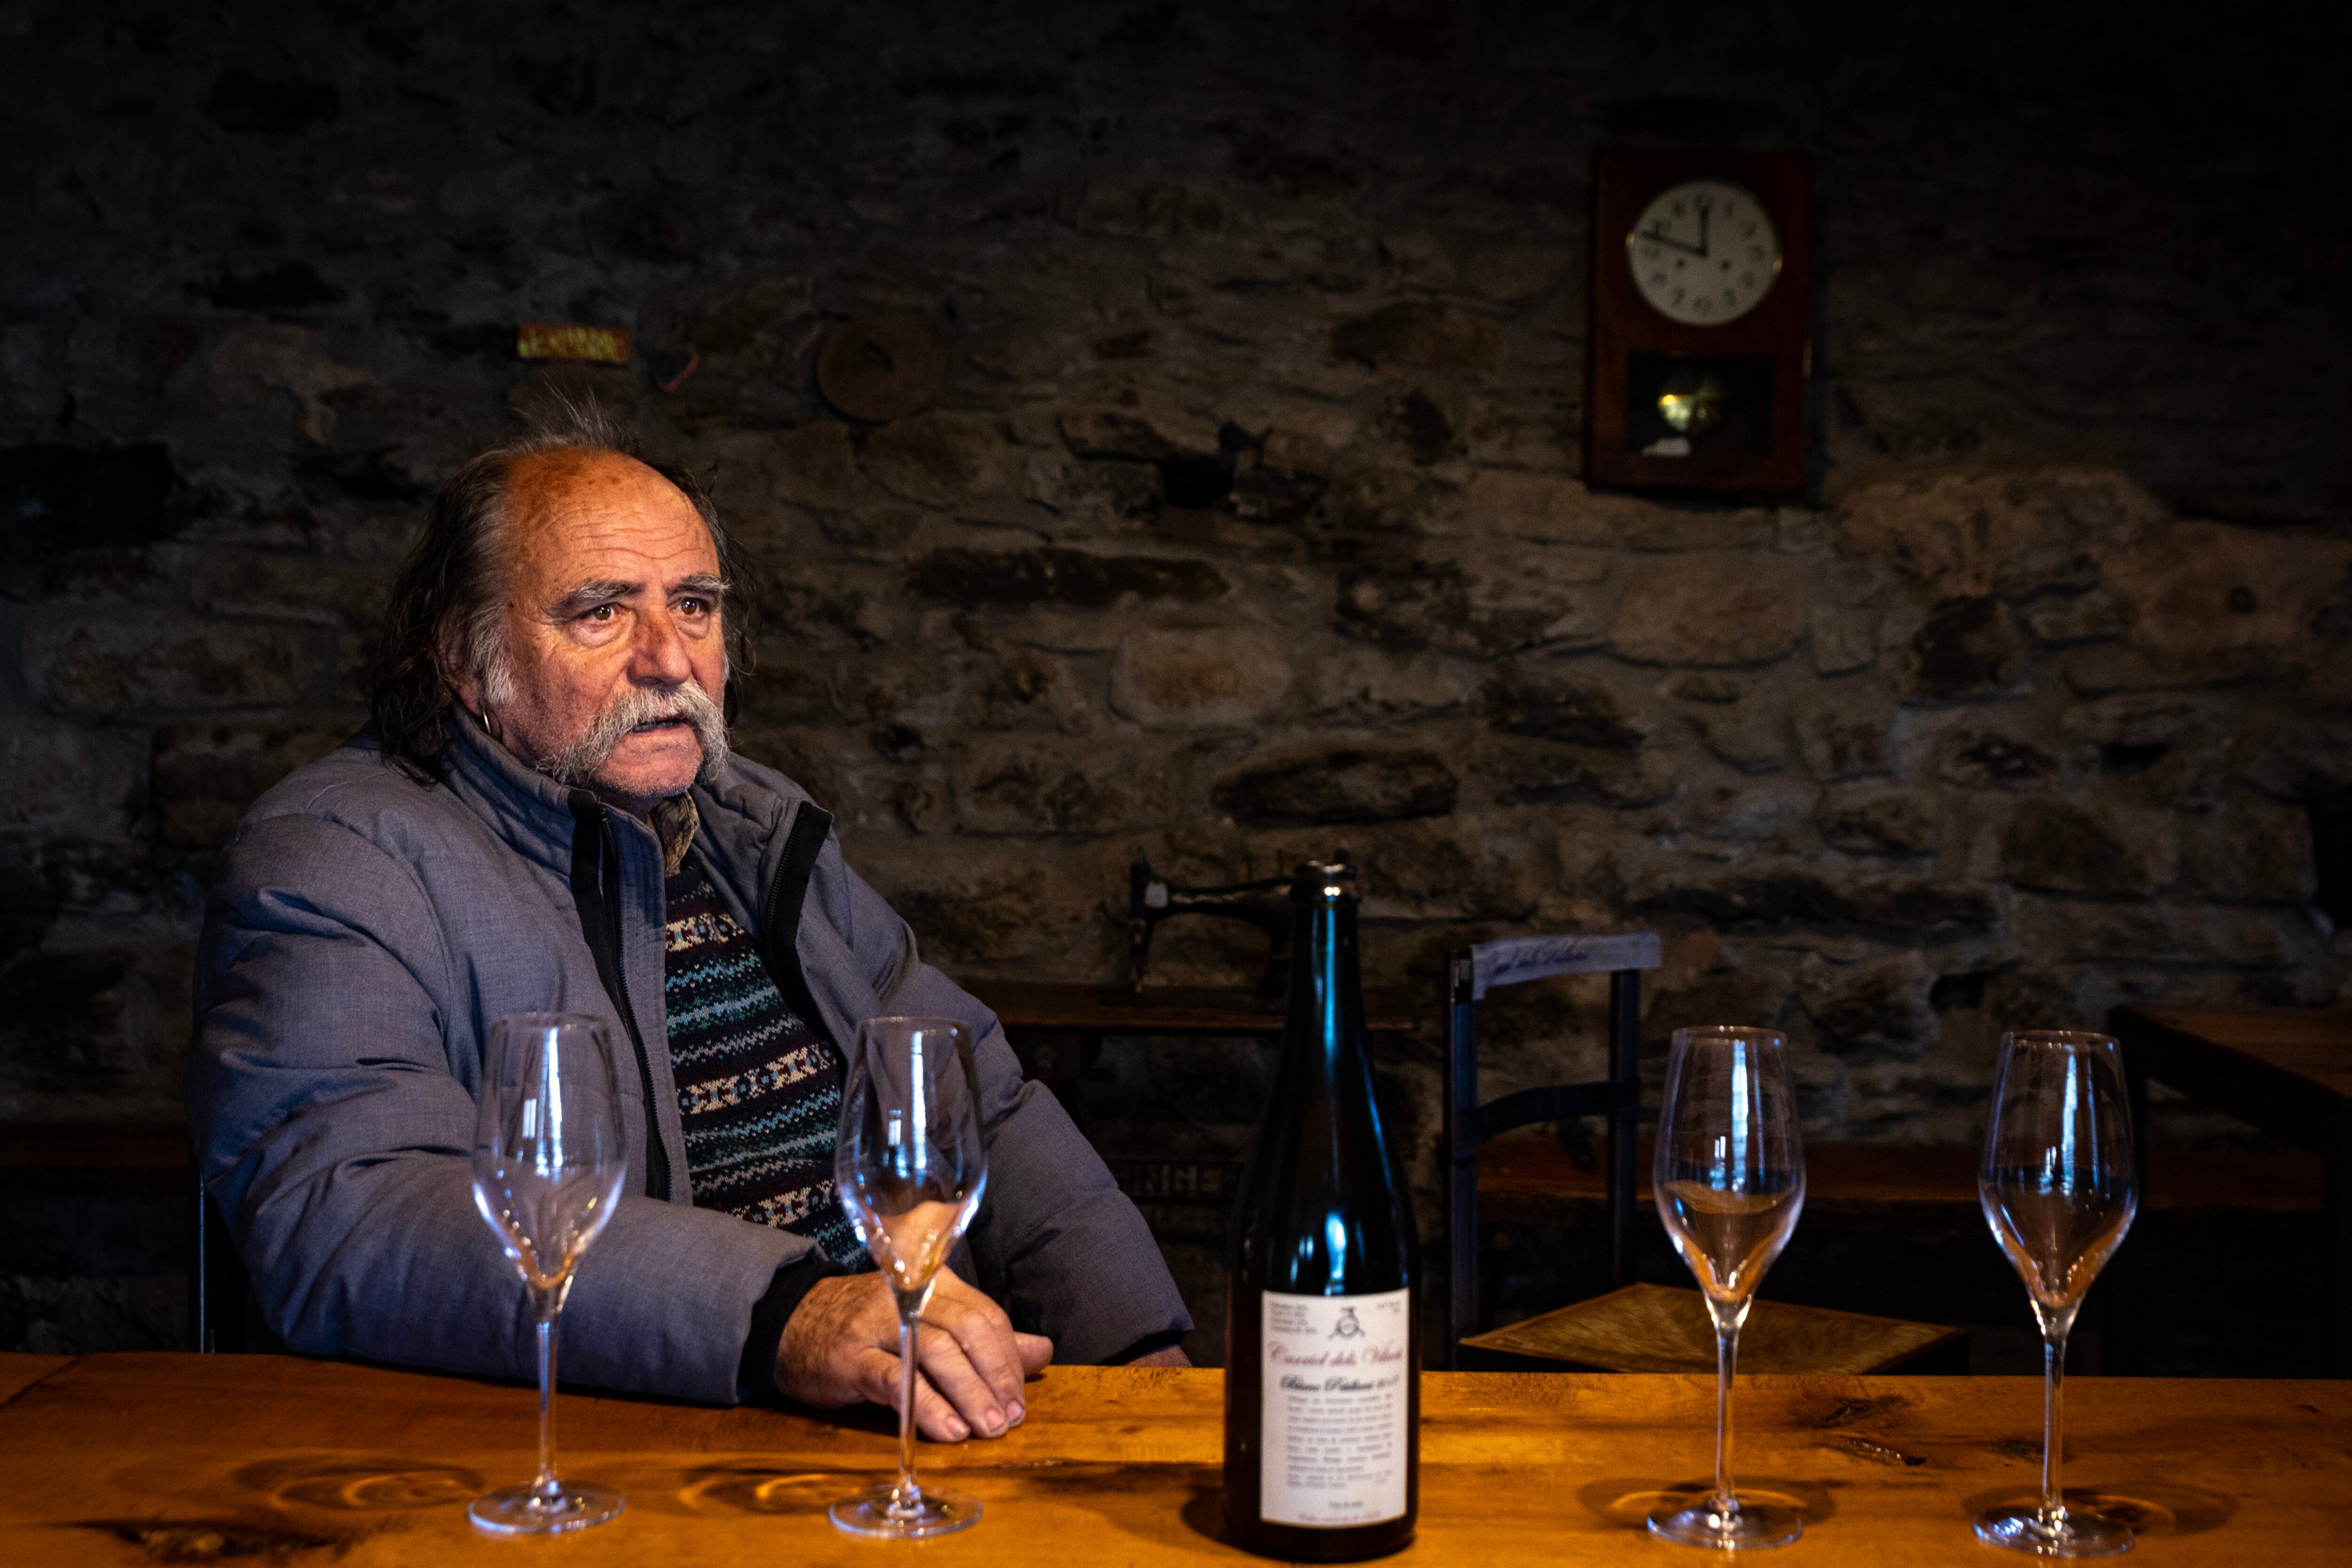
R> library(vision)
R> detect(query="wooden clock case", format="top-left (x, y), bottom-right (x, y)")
top-left (1584, 146), bottom-right (1813, 496)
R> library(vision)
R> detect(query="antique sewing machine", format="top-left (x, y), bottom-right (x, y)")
top-left (1126, 850), bottom-right (1294, 999)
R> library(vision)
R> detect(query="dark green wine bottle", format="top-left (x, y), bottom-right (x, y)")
top-left (1223, 860), bottom-right (1419, 1561)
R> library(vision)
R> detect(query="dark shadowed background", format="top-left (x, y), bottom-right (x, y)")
top-left (2, 0), bottom-right (2347, 1365)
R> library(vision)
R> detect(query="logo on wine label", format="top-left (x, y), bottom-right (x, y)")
top-left (1259, 1289), bottom-right (1409, 1528)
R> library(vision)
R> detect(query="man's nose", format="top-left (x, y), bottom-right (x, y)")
top-left (629, 605), bottom-right (696, 685)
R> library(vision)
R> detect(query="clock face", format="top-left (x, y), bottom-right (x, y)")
top-left (1626, 179), bottom-right (1781, 326)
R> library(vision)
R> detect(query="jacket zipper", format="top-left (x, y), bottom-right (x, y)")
top-left (600, 810), bottom-right (671, 1202)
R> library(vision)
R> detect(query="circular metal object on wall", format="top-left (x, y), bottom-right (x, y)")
top-left (817, 313), bottom-right (946, 422)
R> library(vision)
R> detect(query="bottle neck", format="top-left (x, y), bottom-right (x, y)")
top-left (1285, 890), bottom-right (1368, 1073)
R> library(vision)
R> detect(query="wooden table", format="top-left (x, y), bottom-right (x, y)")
top-left (3, 1354), bottom-right (2344, 1565)
top-left (2108, 1006), bottom-right (2352, 1375)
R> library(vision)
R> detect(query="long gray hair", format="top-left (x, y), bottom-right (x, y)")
top-left (363, 400), bottom-right (744, 783)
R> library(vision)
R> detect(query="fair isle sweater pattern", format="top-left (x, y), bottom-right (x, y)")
top-left (661, 865), bottom-right (868, 1267)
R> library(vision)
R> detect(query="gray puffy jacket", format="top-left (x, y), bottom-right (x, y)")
top-left (189, 716), bottom-right (1188, 1402)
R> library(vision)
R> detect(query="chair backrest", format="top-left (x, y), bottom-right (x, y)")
top-left (1442, 931), bottom-right (1661, 1366)
top-left (188, 1155), bottom-right (250, 1353)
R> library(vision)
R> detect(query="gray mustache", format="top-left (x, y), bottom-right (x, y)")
top-left (542, 680), bottom-right (731, 786)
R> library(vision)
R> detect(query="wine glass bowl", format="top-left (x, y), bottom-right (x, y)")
top-left (1975, 1030), bottom-right (2139, 1559)
top-left (1649, 1025), bottom-right (1806, 1552)
top-left (828, 1017), bottom-right (990, 1542)
top-left (466, 1012), bottom-right (628, 1536)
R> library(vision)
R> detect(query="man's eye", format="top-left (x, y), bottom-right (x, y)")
top-left (584, 604), bottom-right (618, 622)
top-left (678, 598), bottom-right (708, 616)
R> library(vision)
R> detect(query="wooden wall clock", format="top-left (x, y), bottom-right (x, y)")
top-left (1584, 146), bottom-right (1812, 496)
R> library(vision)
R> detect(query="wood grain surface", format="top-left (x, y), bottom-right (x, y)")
top-left (1462, 1284), bottom-right (1963, 1376)
top-left (1, 1354), bottom-right (2344, 1565)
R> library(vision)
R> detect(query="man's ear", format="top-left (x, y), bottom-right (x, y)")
top-left (439, 621), bottom-right (482, 715)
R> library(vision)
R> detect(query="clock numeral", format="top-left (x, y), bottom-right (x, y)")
top-left (1742, 271), bottom-right (1756, 287)
top-left (1650, 271), bottom-right (1668, 286)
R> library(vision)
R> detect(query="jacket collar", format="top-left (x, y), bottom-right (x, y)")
top-left (441, 712), bottom-right (650, 877)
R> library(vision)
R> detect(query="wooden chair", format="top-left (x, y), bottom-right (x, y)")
top-left (1442, 932), bottom-right (1966, 1375)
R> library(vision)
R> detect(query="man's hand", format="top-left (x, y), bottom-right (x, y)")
top-left (776, 1271), bottom-right (1052, 1441)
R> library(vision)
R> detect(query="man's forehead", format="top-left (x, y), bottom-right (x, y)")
top-left (506, 449), bottom-right (718, 580)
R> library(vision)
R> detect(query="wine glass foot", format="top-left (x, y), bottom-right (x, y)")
top-left (467, 1480), bottom-right (625, 1536)
top-left (829, 1482), bottom-right (982, 1540)
top-left (1973, 1502), bottom-right (2134, 1558)
top-left (1647, 1493), bottom-right (1804, 1551)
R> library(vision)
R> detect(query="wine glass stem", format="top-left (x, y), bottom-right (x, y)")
top-left (2040, 1326), bottom-right (2067, 1521)
top-left (890, 1290), bottom-right (923, 1515)
top-left (1712, 1320), bottom-right (1739, 1513)
top-left (532, 1288), bottom-right (562, 1503)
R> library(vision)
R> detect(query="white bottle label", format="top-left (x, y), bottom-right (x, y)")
top-left (1258, 1287), bottom-right (1410, 1528)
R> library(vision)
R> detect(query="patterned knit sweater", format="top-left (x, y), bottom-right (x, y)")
top-left (662, 862), bottom-right (868, 1268)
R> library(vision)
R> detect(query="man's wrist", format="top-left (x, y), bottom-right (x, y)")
top-left (736, 1252), bottom-right (845, 1405)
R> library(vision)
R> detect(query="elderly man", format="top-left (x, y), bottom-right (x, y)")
top-left (189, 412), bottom-right (1191, 1438)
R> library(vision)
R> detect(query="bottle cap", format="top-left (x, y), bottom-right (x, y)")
top-left (1290, 860), bottom-right (1359, 903)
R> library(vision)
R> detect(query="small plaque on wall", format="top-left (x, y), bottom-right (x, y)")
top-left (1584, 146), bottom-right (1812, 496)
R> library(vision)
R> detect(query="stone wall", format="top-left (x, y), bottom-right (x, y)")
top-left (5, 2), bottom-right (2350, 1348)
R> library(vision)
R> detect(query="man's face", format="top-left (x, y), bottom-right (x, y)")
top-left (462, 450), bottom-right (729, 814)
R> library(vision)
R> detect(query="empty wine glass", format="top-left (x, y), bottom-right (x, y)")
top-left (467, 1012), bottom-right (629, 1535)
top-left (1976, 1030), bottom-right (2138, 1558)
top-left (1649, 1026), bottom-right (1807, 1551)
top-left (828, 1016), bottom-right (990, 1541)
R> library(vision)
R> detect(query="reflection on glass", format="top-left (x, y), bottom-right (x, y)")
top-left (1975, 1030), bottom-right (2139, 1558)
top-left (828, 1016), bottom-right (990, 1541)
top-left (467, 1012), bottom-right (628, 1536)
top-left (1649, 1026), bottom-right (1806, 1552)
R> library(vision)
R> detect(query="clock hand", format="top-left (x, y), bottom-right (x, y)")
top-left (1636, 227), bottom-right (1706, 257)
top-left (1698, 199), bottom-right (1711, 259)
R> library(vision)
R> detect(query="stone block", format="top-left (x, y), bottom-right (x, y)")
top-left (2020, 899), bottom-right (2298, 969)
top-left (1686, 779), bottom-right (1815, 843)
top-left (951, 735), bottom-right (1188, 836)
top-left (1328, 302), bottom-right (1503, 374)
top-left (1632, 863), bottom-right (2002, 941)
top-left (26, 616), bottom-right (316, 715)
top-left (1936, 726), bottom-right (2067, 790)
top-left (1818, 784), bottom-right (1940, 856)
top-left (2179, 799), bottom-right (2318, 903)
top-left (1810, 605), bottom-right (1880, 674)
top-left (1689, 700), bottom-right (1788, 775)
top-left (1793, 685), bottom-right (1897, 781)
top-left (1311, 466), bottom-right (1459, 536)
top-left (1072, 174), bottom-right (1224, 239)
top-left (1378, 232), bottom-right (1456, 289)
top-left (1998, 797), bottom-right (2177, 896)
top-left (187, 550), bottom-right (389, 629)
top-left (1486, 741), bottom-right (1674, 809)
top-left (1109, 628), bottom-right (1291, 728)
top-left (2060, 692), bottom-right (2230, 748)
top-left (2241, 719), bottom-right (2352, 806)
top-left (2104, 520), bottom-right (2352, 674)
top-left (1894, 597), bottom-right (2024, 702)
top-left (977, 648), bottom-right (1097, 735)
top-left (862, 412), bottom-right (1010, 509)
top-left (1646, 966), bottom-right (1797, 1040)
top-left (0, 720), bottom-right (139, 836)
top-left (1023, 454), bottom-right (1163, 531)
top-left (765, 422), bottom-right (866, 509)
top-left (207, 322), bottom-right (371, 443)
top-left (906, 547), bottom-right (1227, 608)
top-left (1800, 950), bottom-right (1939, 1058)
top-left (1834, 468), bottom-right (2158, 602)
top-left (1478, 664), bottom-right (1648, 748)
top-left (1059, 405), bottom-right (1222, 462)
top-left (1608, 553), bottom-right (1805, 668)
top-left (2026, 590), bottom-right (2127, 645)
top-left (1305, 649), bottom-right (1469, 723)
top-left (151, 723), bottom-right (349, 847)
top-left (1211, 747), bottom-right (1457, 828)
top-left (1355, 816), bottom-right (1543, 921)
top-left (1336, 548), bottom-right (1608, 656)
